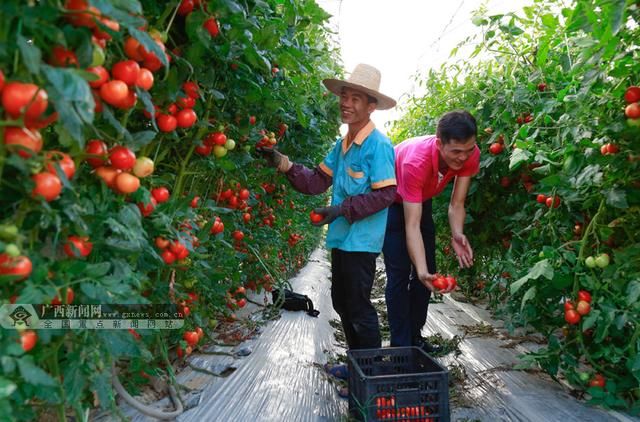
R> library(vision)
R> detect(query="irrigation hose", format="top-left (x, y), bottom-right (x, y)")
top-left (111, 362), bottom-right (184, 420)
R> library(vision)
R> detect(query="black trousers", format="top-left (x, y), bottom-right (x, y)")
top-left (330, 248), bottom-right (381, 349)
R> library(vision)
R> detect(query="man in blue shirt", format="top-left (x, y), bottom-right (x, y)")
top-left (259, 64), bottom-right (396, 352)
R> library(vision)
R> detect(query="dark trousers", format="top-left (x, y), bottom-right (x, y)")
top-left (382, 201), bottom-right (436, 347)
top-left (331, 248), bottom-right (381, 350)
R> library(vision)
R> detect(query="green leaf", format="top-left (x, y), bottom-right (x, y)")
top-left (129, 28), bottom-right (168, 67)
top-left (130, 131), bottom-right (156, 150)
top-left (17, 356), bottom-right (57, 387)
top-left (627, 281), bottom-right (640, 306)
top-left (85, 263), bottom-right (111, 278)
top-left (510, 259), bottom-right (553, 294)
top-left (17, 35), bottom-right (42, 75)
top-left (509, 148), bottom-right (532, 171)
top-left (604, 189), bottom-right (628, 209)
top-left (0, 377), bottom-right (17, 399)
top-left (521, 286), bottom-right (537, 312)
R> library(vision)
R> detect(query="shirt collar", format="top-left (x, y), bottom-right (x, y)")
top-left (342, 121), bottom-right (375, 154)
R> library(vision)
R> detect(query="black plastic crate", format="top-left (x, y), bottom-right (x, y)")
top-left (347, 347), bottom-right (450, 421)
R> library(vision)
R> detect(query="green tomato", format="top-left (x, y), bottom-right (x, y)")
top-left (538, 251), bottom-right (545, 258)
top-left (595, 253), bottom-right (610, 268)
top-left (585, 256), bottom-right (596, 268)
top-left (627, 118), bottom-right (640, 127)
top-left (149, 28), bottom-right (168, 43)
top-left (243, 145), bottom-right (252, 153)
top-left (213, 145), bottom-right (227, 158)
top-left (225, 138), bottom-right (236, 151)
top-left (0, 224), bottom-right (18, 241)
top-left (91, 45), bottom-right (105, 67)
top-left (5, 244), bottom-right (20, 257)
top-left (208, 319), bottom-right (218, 329)
top-left (578, 372), bottom-right (590, 382)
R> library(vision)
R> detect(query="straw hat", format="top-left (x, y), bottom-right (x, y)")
top-left (322, 64), bottom-right (396, 110)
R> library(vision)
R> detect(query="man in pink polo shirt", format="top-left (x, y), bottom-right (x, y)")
top-left (383, 110), bottom-right (479, 351)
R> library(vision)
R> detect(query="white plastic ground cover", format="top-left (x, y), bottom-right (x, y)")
top-left (178, 246), bottom-right (348, 422)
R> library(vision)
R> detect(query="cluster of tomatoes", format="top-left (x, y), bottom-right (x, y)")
top-left (563, 290), bottom-right (593, 325)
top-left (196, 130), bottom-right (236, 158)
top-left (624, 85), bottom-right (640, 123)
top-left (85, 141), bottom-right (154, 195)
top-left (177, 326), bottom-right (205, 358)
top-left (584, 252), bottom-right (610, 269)
top-left (214, 184), bottom-right (251, 210)
top-left (226, 286), bottom-right (248, 311)
top-left (177, 0), bottom-right (220, 39)
top-left (287, 233), bottom-right (304, 247)
top-left (432, 274), bottom-right (458, 293)
top-left (535, 193), bottom-right (561, 209)
top-left (255, 130), bottom-right (278, 149)
top-left (155, 238), bottom-right (190, 266)
top-left (144, 81), bottom-right (200, 132)
top-left (374, 396), bottom-right (433, 421)
top-left (516, 112), bottom-right (534, 125)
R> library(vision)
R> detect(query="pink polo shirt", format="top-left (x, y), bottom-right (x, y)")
top-left (394, 135), bottom-right (480, 203)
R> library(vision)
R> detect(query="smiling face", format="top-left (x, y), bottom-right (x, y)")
top-left (436, 136), bottom-right (477, 171)
top-left (339, 87), bottom-right (376, 126)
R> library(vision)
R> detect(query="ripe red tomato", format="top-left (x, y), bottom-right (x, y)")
top-left (237, 298), bottom-right (247, 308)
top-left (577, 290), bottom-right (591, 303)
top-left (432, 276), bottom-right (447, 291)
top-left (589, 374), bottom-right (605, 388)
top-left (0, 254), bottom-right (32, 281)
top-left (109, 146), bottom-right (136, 170)
top-left (64, 0), bottom-right (99, 28)
top-left (183, 331), bottom-right (199, 346)
top-left (545, 195), bottom-right (560, 208)
top-left (64, 235), bottom-right (93, 258)
top-left (87, 66), bottom-right (109, 89)
top-left (44, 151), bottom-right (75, 180)
top-left (564, 309), bottom-right (580, 325)
top-left (190, 196), bottom-right (200, 208)
top-left (309, 211), bottom-right (323, 224)
top-left (232, 230), bottom-right (244, 241)
top-left (625, 102), bottom-right (640, 119)
top-left (238, 189), bottom-right (250, 200)
top-left (176, 108), bottom-right (197, 128)
top-left (114, 90), bottom-right (137, 110)
top-left (170, 240), bottom-right (187, 257)
top-left (445, 276), bottom-right (457, 291)
top-left (161, 249), bottom-right (176, 264)
top-left (176, 345), bottom-right (184, 358)
top-left (85, 139), bottom-right (108, 168)
top-left (93, 17), bottom-right (119, 40)
top-left (135, 68), bottom-right (154, 90)
top-left (49, 45), bottom-right (78, 67)
top-left (210, 218), bottom-right (224, 234)
top-left (537, 83), bottom-right (546, 92)
top-left (151, 186), bottom-right (170, 203)
top-left (137, 197), bottom-right (157, 217)
top-left (114, 172), bottom-right (140, 194)
top-left (177, 95), bottom-right (196, 109)
top-left (157, 114), bottom-right (177, 132)
top-left (576, 300), bottom-right (591, 316)
top-left (20, 330), bottom-right (37, 352)
top-left (182, 81), bottom-right (199, 99)
top-left (249, 115), bottom-right (256, 125)
top-left (564, 300), bottom-right (574, 311)
top-left (195, 144), bottom-right (212, 156)
top-left (600, 143), bottom-right (619, 155)
top-left (32, 172), bottom-right (62, 201)
top-left (624, 86), bottom-right (640, 104)
top-left (4, 127), bottom-right (43, 158)
top-left (95, 166), bottom-right (120, 187)
top-left (536, 194), bottom-right (547, 204)
top-left (195, 326), bottom-right (204, 340)
top-left (203, 18), bottom-right (220, 37)
top-left (52, 287), bottom-right (75, 305)
top-left (2, 82), bottom-right (49, 120)
top-left (155, 237), bottom-right (170, 249)
top-left (489, 142), bottom-right (503, 155)
top-left (211, 132), bottom-right (227, 146)
top-left (124, 36), bottom-right (144, 61)
top-left (100, 80), bottom-right (129, 106)
top-left (242, 212), bottom-right (251, 223)
top-left (111, 60), bottom-right (140, 86)
top-left (178, 0), bottom-right (194, 15)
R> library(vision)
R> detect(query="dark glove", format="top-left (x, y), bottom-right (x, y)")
top-left (312, 205), bottom-right (343, 226)
top-left (256, 146), bottom-right (285, 169)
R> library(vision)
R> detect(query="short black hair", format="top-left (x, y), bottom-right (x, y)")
top-left (367, 95), bottom-right (378, 105)
top-left (436, 110), bottom-right (477, 144)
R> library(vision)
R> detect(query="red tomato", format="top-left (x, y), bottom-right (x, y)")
top-left (155, 237), bottom-right (170, 249)
top-left (433, 276), bottom-right (447, 291)
top-left (576, 300), bottom-right (591, 316)
top-left (445, 276), bottom-right (457, 291)
top-left (242, 213), bottom-right (251, 223)
top-left (124, 37), bottom-right (144, 61)
top-left (20, 330), bottom-right (37, 352)
top-left (176, 108), bottom-right (197, 128)
top-left (232, 230), bottom-right (244, 241)
top-left (536, 194), bottom-right (547, 204)
top-left (577, 290), bottom-right (591, 303)
top-left (249, 115), bottom-right (256, 125)
top-left (537, 82), bottom-right (546, 92)
top-left (93, 17), bottom-right (120, 40)
top-left (95, 166), bottom-right (120, 187)
top-left (2, 82), bottom-right (48, 120)
top-left (309, 211), bottom-right (323, 224)
top-left (114, 90), bottom-right (137, 110)
top-left (135, 68), bottom-right (154, 90)
top-left (195, 326), bottom-right (204, 340)
top-left (625, 103), bottom-right (640, 119)
top-left (161, 249), bottom-right (176, 264)
top-left (64, 235), bottom-right (93, 258)
top-left (624, 86), bottom-right (640, 104)
top-left (183, 331), bottom-right (199, 346)
top-left (589, 374), bottom-right (605, 388)
top-left (45, 151), bottom-right (75, 180)
top-left (65, 0), bottom-right (99, 28)
top-left (489, 142), bottom-right (503, 155)
top-left (32, 172), bottom-right (62, 201)
top-left (167, 103), bottom-right (178, 115)
top-left (0, 254), bottom-right (32, 281)
top-left (151, 186), bottom-right (170, 203)
top-left (203, 18), bottom-right (220, 37)
top-left (157, 114), bottom-right (177, 132)
top-left (210, 218), bottom-right (224, 234)
top-left (178, 0), bottom-right (194, 15)
top-left (87, 66), bottom-right (109, 89)
top-left (137, 197), bottom-right (157, 217)
top-left (170, 241), bottom-right (187, 256)
top-left (177, 96), bottom-right (196, 109)
top-left (182, 81), bottom-right (199, 99)
top-left (545, 195), bottom-right (561, 208)
top-left (109, 146), bottom-right (136, 170)
top-left (564, 309), bottom-right (580, 325)
top-left (100, 80), bottom-right (129, 106)
top-left (564, 300), bottom-right (574, 311)
top-left (238, 189), bottom-right (250, 200)
top-left (3, 127), bottom-right (43, 158)
top-left (114, 172), bottom-right (140, 194)
top-left (85, 139), bottom-right (108, 168)
top-left (49, 46), bottom-right (78, 67)
top-left (195, 144), bottom-right (212, 156)
top-left (111, 60), bottom-right (140, 86)
top-left (190, 196), bottom-right (200, 208)
top-left (52, 287), bottom-right (75, 305)
top-left (176, 345), bottom-right (184, 358)
top-left (237, 298), bottom-right (247, 308)
top-left (0, 69), bottom-right (4, 93)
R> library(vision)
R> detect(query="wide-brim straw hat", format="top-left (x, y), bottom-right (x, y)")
top-left (322, 63), bottom-right (396, 110)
